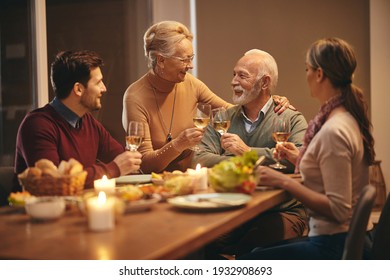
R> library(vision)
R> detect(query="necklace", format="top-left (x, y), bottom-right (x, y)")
top-left (152, 85), bottom-right (177, 143)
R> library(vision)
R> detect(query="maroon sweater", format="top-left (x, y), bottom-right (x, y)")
top-left (14, 104), bottom-right (124, 191)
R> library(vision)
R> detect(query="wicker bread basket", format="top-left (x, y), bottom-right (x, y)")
top-left (18, 158), bottom-right (87, 196)
top-left (18, 171), bottom-right (87, 196)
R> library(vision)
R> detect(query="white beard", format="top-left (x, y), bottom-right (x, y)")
top-left (232, 85), bottom-right (260, 105)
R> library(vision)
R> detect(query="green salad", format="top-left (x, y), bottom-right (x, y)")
top-left (208, 151), bottom-right (258, 194)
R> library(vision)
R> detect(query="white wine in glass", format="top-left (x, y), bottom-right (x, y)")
top-left (191, 103), bottom-right (211, 151)
top-left (212, 107), bottom-right (230, 135)
top-left (193, 117), bottom-right (210, 129)
top-left (269, 117), bottom-right (291, 169)
top-left (126, 121), bottom-right (144, 151)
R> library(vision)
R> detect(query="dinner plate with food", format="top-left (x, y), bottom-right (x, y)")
top-left (167, 193), bottom-right (252, 211)
top-left (115, 185), bottom-right (160, 213)
top-left (137, 184), bottom-right (174, 200)
top-left (76, 185), bottom-right (160, 215)
top-left (150, 170), bottom-right (198, 196)
top-left (151, 170), bottom-right (186, 185)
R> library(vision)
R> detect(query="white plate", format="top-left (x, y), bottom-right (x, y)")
top-left (115, 174), bottom-right (152, 184)
top-left (167, 193), bottom-right (251, 211)
top-left (123, 194), bottom-right (160, 213)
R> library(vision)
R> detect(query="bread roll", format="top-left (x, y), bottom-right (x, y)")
top-left (26, 167), bottom-right (42, 179)
top-left (58, 160), bottom-right (70, 175)
top-left (41, 167), bottom-right (60, 177)
top-left (35, 159), bottom-right (57, 171)
top-left (68, 158), bottom-right (83, 175)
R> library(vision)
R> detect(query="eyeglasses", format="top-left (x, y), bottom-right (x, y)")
top-left (167, 54), bottom-right (195, 65)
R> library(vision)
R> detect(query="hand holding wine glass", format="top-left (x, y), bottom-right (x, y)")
top-left (126, 121), bottom-right (144, 151)
top-left (212, 107), bottom-right (230, 135)
top-left (269, 117), bottom-right (291, 169)
top-left (274, 141), bottom-right (300, 165)
top-left (193, 103), bottom-right (211, 129)
top-left (192, 103), bottom-right (211, 151)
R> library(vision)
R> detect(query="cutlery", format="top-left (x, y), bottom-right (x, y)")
top-left (254, 155), bottom-right (266, 169)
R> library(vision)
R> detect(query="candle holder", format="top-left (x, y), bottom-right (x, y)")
top-left (86, 191), bottom-right (116, 231)
top-left (187, 164), bottom-right (208, 192)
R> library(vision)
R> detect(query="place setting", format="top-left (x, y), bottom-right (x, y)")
top-left (5, 151), bottom-right (279, 225)
top-left (1, 151), bottom-right (297, 260)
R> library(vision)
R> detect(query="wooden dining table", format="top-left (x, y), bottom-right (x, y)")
top-left (0, 188), bottom-right (291, 260)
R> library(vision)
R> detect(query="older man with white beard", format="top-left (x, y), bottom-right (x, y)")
top-left (193, 49), bottom-right (307, 172)
top-left (193, 49), bottom-right (308, 259)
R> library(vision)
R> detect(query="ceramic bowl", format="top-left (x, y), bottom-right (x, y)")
top-left (25, 196), bottom-right (66, 220)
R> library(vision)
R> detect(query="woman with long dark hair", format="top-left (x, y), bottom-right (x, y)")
top-left (240, 38), bottom-right (375, 260)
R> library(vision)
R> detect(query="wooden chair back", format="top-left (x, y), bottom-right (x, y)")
top-left (342, 184), bottom-right (376, 259)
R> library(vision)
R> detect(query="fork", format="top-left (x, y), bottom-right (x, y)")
top-left (254, 155), bottom-right (266, 170)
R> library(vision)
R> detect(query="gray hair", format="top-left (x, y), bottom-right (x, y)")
top-left (144, 21), bottom-right (193, 68)
top-left (244, 49), bottom-right (278, 93)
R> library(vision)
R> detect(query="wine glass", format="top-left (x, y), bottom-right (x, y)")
top-left (269, 117), bottom-right (291, 169)
top-left (191, 103), bottom-right (211, 151)
top-left (212, 107), bottom-right (230, 135)
top-left (126, 121), bottom-right (144, 151)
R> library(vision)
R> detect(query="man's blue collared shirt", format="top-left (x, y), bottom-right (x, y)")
top-left (49, 97), bottom-right (81, 128)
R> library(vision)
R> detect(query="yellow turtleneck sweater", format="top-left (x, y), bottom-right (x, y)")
top-left (122, 70), bottom-right (231, 173)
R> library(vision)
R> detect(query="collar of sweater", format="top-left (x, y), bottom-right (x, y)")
top-left (147, 70), bottom-right (177, 93)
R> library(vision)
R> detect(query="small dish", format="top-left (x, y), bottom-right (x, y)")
top-left (122, 194), bottom-right (161, 213)
top-left (25, 196), bottom-right (65, 220)
top-left (115, 185), bottom-right (161, 212)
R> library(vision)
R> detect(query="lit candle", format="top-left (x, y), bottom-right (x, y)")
top-left (87, 191), bottom-right (115, 231)
top-left (187, 163), bottom-right (208, 192)
top-left (94, 175), bottom-right (116, 194)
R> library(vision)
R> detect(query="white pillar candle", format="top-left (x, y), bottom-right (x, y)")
top-left (187, 163), bottom-right (208, 192)
top-left (87, 191), bottom-right (115, 231)
top-left (94, 175), bottom-right (116, 194)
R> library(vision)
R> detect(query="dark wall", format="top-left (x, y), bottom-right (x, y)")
top-left (196, 0), bottom-right (370, 121)
top-left (46, 0), bottom-right (150, 144)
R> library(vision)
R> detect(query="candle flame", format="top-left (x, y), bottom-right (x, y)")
top-left (102, 175), bottom-right (108, 181)
top-left (97, 191), bottom-right (107, 204)
top-left (196, 163), bottom-right (201, 171)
